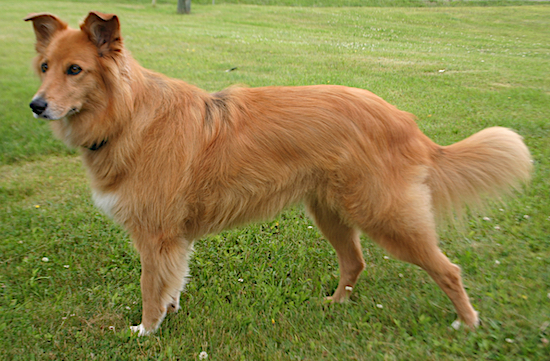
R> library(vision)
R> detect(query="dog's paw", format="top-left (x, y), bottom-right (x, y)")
top-left (451, 320), bottom-right (462, 330)
top-left (468, 311), bottom-right (481, 329)
top-left (325, 286), bottom-right (353, 304)
top-left (451, 313), bottom-right (480, 331)
top-left (130, 324), bottom-right (151, 336)
top-left (324, 295), bottom-right (349, 304)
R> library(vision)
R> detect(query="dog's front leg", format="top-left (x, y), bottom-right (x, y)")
top-left (130, 234), bottom-right (193, 336)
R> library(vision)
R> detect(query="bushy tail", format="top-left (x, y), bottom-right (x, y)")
top-left (428, 127), bottom-right (532, 219)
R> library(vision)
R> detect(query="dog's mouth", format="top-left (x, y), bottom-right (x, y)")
top-left (32, 112), bottom-right (49, 120)
top-left (30, 98), bottom-right (80, 121)
top-left (67, 107), bottom-right (80, 117)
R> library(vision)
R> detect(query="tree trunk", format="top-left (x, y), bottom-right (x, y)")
top-left (177, 0), bottom-right (191, 14)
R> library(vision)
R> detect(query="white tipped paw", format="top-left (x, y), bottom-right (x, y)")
top-left (451, 320), bottom-right (461, 330)
top-left (472, 311), bottom-right (480, 328)
top-left (451, 313), bottom-right (480, 331)
top-left (130, 324), bottom-right (151, 336)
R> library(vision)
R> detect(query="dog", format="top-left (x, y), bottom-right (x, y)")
top-left (26, 12), bottom-right (532, 336)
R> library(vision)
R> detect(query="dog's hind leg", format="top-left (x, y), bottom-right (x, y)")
top-left (131, 234), bottom-right (193, 336)
top-left (306, 198), bottom-right (366, 302)
top-left (371, 227), bottom-right (479, 328)
top-left (360, 184), bottom-right (479, 328)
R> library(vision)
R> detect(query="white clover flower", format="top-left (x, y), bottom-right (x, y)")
top-left (523, 215), bottom-right (530, 219)
top-left (505, 338), bottom-right (514, 343)
top-left (307, 226), bottom-right (313, 229)
top-left (199, 351), bottom-right (208, 360)
top-left (495, 260), bottom-right (501, 265)
top-left (376, 304), bottom-right (383, 309)
top-left (494, 226), bottom-right (501, 231)
top-left (64, 265), bottom-right (70, 268)
top-left (383, 256), bottom-right (390, 260)
top-left (483, 217), bottom-right (491, 221)
top-left (41, 257), bottom-right (49, 262)
top-left (238, 278), bottom-right (244, 283)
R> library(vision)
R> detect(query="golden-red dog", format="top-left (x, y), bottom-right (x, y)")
top-left (26, 12), bottom-right (532, 335)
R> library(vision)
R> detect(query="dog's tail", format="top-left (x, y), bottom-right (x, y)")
top-left (427, 126), bottom-right (532, 220)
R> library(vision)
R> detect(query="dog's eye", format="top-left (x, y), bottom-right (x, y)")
top-left (67, 65), bottom-right (82, 76)
top-left (41, 62), bottom-right (48, 73)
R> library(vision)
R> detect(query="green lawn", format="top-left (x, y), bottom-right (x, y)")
top-left (1, 1), bottom-right (549, 360)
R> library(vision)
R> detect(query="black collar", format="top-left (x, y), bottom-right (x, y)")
top-left (87, 139), bottom-right (108, 151)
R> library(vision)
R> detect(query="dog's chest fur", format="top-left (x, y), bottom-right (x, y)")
top-left (92, 189), bottom-right (119, 219)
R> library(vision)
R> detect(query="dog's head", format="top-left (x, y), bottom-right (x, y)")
top-left (25, 12), bottom-right (123, 121)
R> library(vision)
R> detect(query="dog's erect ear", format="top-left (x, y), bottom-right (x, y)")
top-left (24, 13), bottom-right (68, 53)
top-left (81, 12), bottom-right (122, 56)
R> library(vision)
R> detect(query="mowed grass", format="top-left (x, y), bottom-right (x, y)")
top-left (1, 1), bottom-right (549, 360)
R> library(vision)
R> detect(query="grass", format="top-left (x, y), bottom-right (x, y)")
top-left (56, 0), bottom-right (550, 7)
top-left (1, 1), bottom-right (549, 360)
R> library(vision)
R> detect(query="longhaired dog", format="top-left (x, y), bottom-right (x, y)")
top-left (26, 12), bottom-right (532, 335)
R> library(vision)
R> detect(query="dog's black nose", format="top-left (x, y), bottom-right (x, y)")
top-left (30, 98), bottom-right (48, 116)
